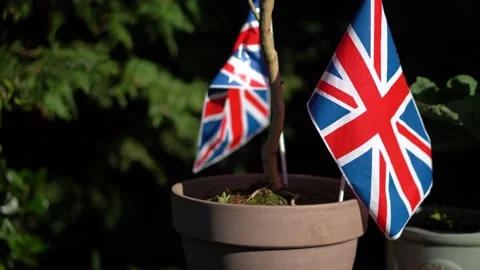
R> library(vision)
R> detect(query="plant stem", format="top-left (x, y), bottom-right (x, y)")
top-left (258, 0), bottom-right (284, 189)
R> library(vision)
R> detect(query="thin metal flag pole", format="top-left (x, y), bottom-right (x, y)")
top-left (279, 132), bottom-right (288, 185)
top-left (338, 176), bottom-right (346, 202)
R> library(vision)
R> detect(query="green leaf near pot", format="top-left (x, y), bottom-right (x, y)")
top-left (446, 74), bottom-right (478, 96)
top-left (410, 76), bottom-right (438, 95)
top-left (411, 75), bottom-right (480, 151)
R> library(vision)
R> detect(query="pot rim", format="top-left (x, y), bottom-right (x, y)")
top-left (402, 207), bottom-right (480, 246)
top-left (171, 173), bottom-right (369, 248)
top-left (171, 173), bottom-right (358, 209)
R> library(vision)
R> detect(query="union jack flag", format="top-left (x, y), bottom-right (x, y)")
top-left (307, 0), bottom-right (433, 239)
top-left (193, 0), bottom-right (270, 173)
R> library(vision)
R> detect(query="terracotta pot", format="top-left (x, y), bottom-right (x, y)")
top-left (171, 174), bottom-right (368, 270)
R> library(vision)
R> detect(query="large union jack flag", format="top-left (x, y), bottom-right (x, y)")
top-left (193, 0), bottom-right (270, 173)
top-left (307, 0), bottom-right (433, 239)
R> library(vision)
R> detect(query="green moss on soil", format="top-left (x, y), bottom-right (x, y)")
top-left (208, 188), bottom-right (288, 205)
top-left (244, 188), bottom-right (288, 205)
top-left (206, 181), bottom-right (336, 206)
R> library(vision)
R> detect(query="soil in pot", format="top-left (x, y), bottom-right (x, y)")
top-left (409, 207), bottom-right (480, 234)
top-left (206, 180), bottom-right (337, 206)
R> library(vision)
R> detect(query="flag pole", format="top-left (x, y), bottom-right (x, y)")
top-left (338, 176), bottom-right (346, 202)
top-left (279, 132), bottom-right (288, 185)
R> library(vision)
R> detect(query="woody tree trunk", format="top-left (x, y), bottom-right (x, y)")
top-left (253, 0), bottom-right (285, 189)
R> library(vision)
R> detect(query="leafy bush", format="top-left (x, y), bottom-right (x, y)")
top-left (411, 75), bottom-right (480, 151)
top-left (1, 0), bottom-right (206, 156)
top-left (0, 1), bottom-right (305, 268)
top-left (0, 154), bottom-right (49, 269)
top-left (1, 0), bottom-right (205, 268)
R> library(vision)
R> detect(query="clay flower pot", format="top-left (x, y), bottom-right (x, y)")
top-left (171, 174), bottom-right (368, 270)
top-left (386, 207), bottom-right (480, 270)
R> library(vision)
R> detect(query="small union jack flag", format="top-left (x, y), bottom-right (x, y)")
top-left (193, 0), bottom-right (270, 173)
top-left (307, 0), bottom-right (433, 239)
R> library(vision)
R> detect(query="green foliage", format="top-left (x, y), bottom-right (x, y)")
top-left (411, 75), bottom-right (480, 151)
top-left (0, 0), bottom-right (206, 268)
top-left (430, 206), bottom-right (453, 228)
top-left (110, 136), bottom-right (166, 186)
top-left (0, 0), bottom-right (207, 176)
top-left (244, 188), bottom-right (288, 205)
top-left (0, 0), bottom-right (308, 268)
top-left (216, 191), bottom-right (231, 204)
top-left (1, 0), bottom-right (205, 143)
top-left (0, 153), bottom-right (50, 268)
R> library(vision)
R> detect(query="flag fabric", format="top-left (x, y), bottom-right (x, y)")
top-left (307, 0), bottom-right (433, 239)
top-left (193, 0), bottom-right (270, 173)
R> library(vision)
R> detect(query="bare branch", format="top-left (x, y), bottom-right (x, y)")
top-left (247, 0), bottom-right (260, 21)
top-left (259, 0), bottom-right (284, 189)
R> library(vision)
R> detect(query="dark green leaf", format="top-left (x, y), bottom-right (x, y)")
top-left (446, 74), bottom-right (478, 96)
